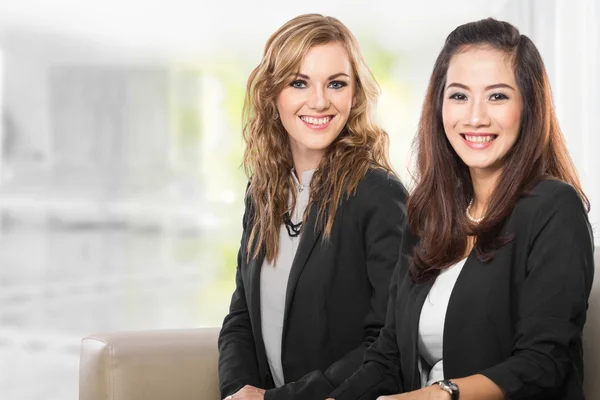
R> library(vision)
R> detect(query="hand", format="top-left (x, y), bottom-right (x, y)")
top-left (377, 385), bottom-right (450, 400)
top-left (224, 385), bottom-right (266, 400)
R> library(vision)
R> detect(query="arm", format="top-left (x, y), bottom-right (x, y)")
top-left (218, 191), bottom-right (262, 398)
top-left (329, 229), bottom-right (419, 400)
top-left (477, 185), bottom-right (594, 399)
top-left (265, 171), bottom-right (408, 400)
top-left (375, 375), bottom-right (503, 400)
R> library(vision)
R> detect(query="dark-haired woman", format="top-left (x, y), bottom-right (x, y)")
top-left (328, 18), bottom-right (594, 400)
top-left (218, 14), bottom-right (408, 400)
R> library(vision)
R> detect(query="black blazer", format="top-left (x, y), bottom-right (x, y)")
top-left (330, 179), bottom-right (595, 400)
top-left (218, 168), bottom-right (408, 399)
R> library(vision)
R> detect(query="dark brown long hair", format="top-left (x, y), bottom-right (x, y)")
top-left (243, 14), bottom-right (394, 262)
top-left (408, 18), bottom-right (589, 282)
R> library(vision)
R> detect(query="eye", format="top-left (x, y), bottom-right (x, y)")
top-left (328, 80), bottom-right (348, 90)
top-left (449, 92), bottom-right (467, 101)
top-left (489, 93), bottom-right (509, 101)
top-left (290, 80), bottom-right (307, 89)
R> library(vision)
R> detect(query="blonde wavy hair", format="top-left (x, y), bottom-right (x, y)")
top-left (243, 13), bottom-right (394, 262)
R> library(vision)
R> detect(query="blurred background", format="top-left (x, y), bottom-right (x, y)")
top-left (0, 0), bottom-right (598, 398)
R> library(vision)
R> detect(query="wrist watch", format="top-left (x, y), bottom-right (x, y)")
top-left (437, 379), bottom-right (460, 400)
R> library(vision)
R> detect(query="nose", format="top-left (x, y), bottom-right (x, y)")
top-left (467, 98), bottom-right (491, 128)
top-left (307, 86), bottom-right (330, 111)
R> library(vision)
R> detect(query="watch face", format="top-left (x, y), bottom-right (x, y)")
top-left (439, 380), bottom-right (459, 392)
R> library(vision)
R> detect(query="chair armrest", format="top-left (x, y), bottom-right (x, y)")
top-left (583, 248), bottom-right (600, 398)
top-left (79, 327), bottom-right (220, 400)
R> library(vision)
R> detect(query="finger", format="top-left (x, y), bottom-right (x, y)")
top-left (236, 391), bottom-right (263, 399)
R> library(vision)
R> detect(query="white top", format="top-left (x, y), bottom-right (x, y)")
top-left (418, 257), bottom-right (467, 387)
top-left (260, 169), bottom-right (314, 388)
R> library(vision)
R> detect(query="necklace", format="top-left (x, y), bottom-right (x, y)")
top-left (466, 199), bottom-right (484, 223)
top-left (283, 211), bottom-right (302, 237)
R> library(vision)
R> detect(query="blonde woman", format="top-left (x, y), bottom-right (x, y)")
top-left (218, 14), bottom-right (408, 400)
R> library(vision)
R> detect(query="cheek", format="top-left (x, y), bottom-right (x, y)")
top-left (442, 102), bottom-right (457, 133)
top-left (277, 90), bottom-right (301, 116)
top-left (334, 92), bottom-right (354, 116)
top-left (507, 109), bottom-right (522, 133)
top-left (496, 106), bottom-right (522, 137)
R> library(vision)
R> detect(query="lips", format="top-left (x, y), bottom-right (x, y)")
top-left (299, 115), bottom-right (335, 130)
top-left (460, 133), bottom-right (498, 149)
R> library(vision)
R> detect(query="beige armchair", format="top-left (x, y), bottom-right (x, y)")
top-left (79, 249), bottom-right (599, 400)
top-left (79, 328), bottom-right (221, 400)
top-left (584, 247), bottom-right (600, 396)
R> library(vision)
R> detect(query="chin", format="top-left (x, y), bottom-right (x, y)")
top-left (306, 145), bottom-right (332, 154)
top-left (464, 160), bottom-right (503, 172)
top-left (305, 139), bottom-right (335, 151)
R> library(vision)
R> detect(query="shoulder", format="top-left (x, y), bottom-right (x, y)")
top-left (515, 178), bottom-right (585, 217)
top-left (354, 167), bottom-right (408, 202)
top-left (241, 181), bottom-right (255, 225)
top-left (242, 181), bottom-right (253, 209)
top-left (347, 168), bottom-right (408, 225)
top-left (512, 178), bottom-right (590, 240)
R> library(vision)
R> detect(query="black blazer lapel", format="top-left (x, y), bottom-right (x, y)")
top-left (442, 252), bottom-right (494, 379)
top-left (282, 204), bottom-right (323, 335)
top-left (400, 280), bottom-right (433, 390)
top-left (244, 250), bottom-right (271, 384)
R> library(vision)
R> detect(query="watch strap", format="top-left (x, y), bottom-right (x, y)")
top-left (437, 379), bottom-right (460, 400)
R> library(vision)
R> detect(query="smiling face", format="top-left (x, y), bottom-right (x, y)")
top-left (442, 46), bottom-right (523, 177)
top-left (276, 41), bottom-right (355, 167)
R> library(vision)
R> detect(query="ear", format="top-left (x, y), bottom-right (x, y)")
top-left (352, 95), bottom-right (358, 108)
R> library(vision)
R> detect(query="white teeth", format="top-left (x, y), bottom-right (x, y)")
top-left (300, 116), bottom-right (331, 125)
top-left (465, 135), bottom-right (495, 143)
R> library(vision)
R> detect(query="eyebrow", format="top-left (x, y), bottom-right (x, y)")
top-left (446, 82), bottom-right (516, 91)
top-left (296, 72), bottom-right (351, 80)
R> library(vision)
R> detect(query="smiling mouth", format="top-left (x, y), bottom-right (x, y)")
top-left (460, 134), bottom-right (498, 143)
top-left (299, 115), bottom-right (335, 126)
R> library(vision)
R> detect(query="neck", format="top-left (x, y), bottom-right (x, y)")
top-left (469, 167), bottom-right (502, 217)
top-left (291, 151), bottom-right (323, 185)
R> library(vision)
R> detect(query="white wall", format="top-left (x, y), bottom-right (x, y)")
top-left (499, 0), bottom-right (600, 237)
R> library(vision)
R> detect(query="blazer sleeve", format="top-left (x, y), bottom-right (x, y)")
top-left (328, 229), bottom-right (419, 400)
top-left (480, 184), bottom-right (595, 399)
top-left (218, 190), bottom-right (262, 398)
top-left (264, 170), bottom-right (408, 400)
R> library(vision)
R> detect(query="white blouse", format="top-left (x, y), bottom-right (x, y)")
top-left (260, 169), bottom-right (314, 388)
top-left (418, 257), bottom-right (467, 387)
